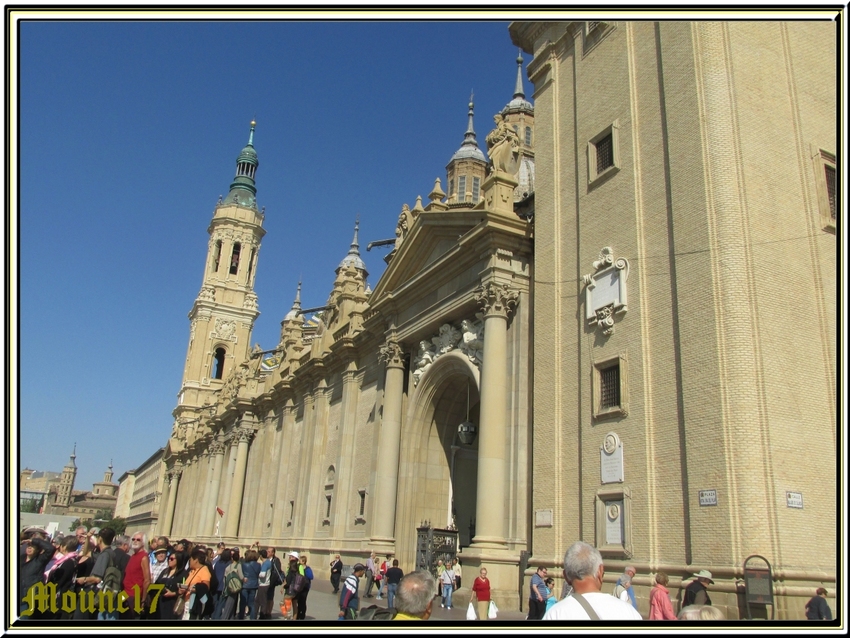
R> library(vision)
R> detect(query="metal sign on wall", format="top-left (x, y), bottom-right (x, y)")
top-left (786, 491), bottom-right (804, 509)
top-left (698, 489), bottom-right (718, 506)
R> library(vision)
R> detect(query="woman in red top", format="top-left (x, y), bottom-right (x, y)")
top-left (471, 567), bottom-right (491, 620)
top-left (121, 533), bottom-right (151, 619)
top-left (649, 571), bottom-right (677, 620)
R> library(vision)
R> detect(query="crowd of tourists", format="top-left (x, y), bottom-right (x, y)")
top-left (18, 525), bottom-right (314, 621)
top-left (20, 526), bottom-right (834, 622)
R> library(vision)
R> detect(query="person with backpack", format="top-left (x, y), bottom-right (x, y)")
top-left (74, 527), bottom-right (121, 620)
top-left (338, 562), bottom-right (366, 620)
top-left (296, 555), bottom-right (314, 619)
top-left (238, 549), bottom-right (262, 620)
top-left (283, 556), bottom-right (308, 620)
top-left (218, 550), bottom-right (243, 620)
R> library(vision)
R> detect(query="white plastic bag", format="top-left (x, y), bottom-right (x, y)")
top-left (467, 602), bottom-right (477, 620)
top-left (488, 600), bottom-right (498, 619)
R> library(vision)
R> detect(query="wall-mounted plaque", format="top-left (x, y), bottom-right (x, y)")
top-left (605, 499), bottom-right (624, 545)
top-left (535, 509), bottom-right (553, 527)
top-left (582, 247), bottom-right (630, 336)
top-left (600, 432), bottom-right (624, 484)
top-left (786, 492), bottom-right (803, 509)
top-left (699, 489), bottom-right (718, 506)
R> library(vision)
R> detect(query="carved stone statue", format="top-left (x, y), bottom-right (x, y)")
top-left (394, 204), bottom-right (414, 248)
top-left (486, 113), bottom-right (520, 173)
top-left (459, 318), bottom-right (484, 366)
top-left (431, 324), bottom-right (461, 355)
top-left (413, 339), bottom-right (436, 385)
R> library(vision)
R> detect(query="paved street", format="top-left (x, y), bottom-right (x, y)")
top-left (264, 575), bottom-right (528, 622)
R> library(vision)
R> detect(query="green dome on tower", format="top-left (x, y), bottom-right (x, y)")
top-left (222, 120), bottom-right (259, 209)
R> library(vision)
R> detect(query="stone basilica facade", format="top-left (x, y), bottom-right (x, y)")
top-left (155, 21), bottom-right (837, 619)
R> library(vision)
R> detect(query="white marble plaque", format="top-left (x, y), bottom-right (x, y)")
top-left (600, 432), bottom-right (624, 484)
top-left (535, 509), bottom-right (553, 527)
top-left (605, 500), bottom-right (624, 545)
top-left (592, 269), bottom-right (621, 310)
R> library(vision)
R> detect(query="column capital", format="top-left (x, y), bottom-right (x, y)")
top-left (475, 282), bottom-right (519, 319)
top-left (236, 426), bottom-right (255, 444)
top-left (378, 340), bottom-right (405, 369)
top-left (209, 439), bottom-right (227, 456)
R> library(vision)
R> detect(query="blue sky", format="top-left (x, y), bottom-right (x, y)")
top-left (17, 18), bottom-right (531, 491)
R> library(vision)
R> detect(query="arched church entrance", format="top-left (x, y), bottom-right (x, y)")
top-left (395, 352), bottom-right (480, 568)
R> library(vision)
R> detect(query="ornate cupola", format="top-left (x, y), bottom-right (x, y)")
top-left (222, 120), bottom-right (259, 209)
top-left (337, 218), bottom-right (368, 277)
top-left (499, 53), bottom-right (535, 202)
top-left (446, 96), bottom-right (488, 206)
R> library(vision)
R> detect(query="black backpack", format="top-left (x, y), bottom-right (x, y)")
top-left (357, 604), bottom-right (395, 620)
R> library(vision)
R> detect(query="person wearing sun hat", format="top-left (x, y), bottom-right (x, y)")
top-left (683, 570), bottom-right (714, 607)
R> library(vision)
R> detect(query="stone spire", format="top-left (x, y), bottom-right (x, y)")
top-left (222, 120), bottom-right (259, 208)
top-left (450, 94), bottom-right (487, 163)
top-left (284, 280), bottom-right (303, 321)
top-left (514, 50), bottom-right (525, 98)
top-left (337, 218), bottom-right (368, 275)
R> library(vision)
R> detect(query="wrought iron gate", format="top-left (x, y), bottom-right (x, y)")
top-left (415, 520), bottom-right (458, 577)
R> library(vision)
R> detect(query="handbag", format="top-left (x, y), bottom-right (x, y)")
top-left (466, 602), bottom-right (477, 620)
top-left (488, 600), bottom-right (498, 619)
top-left (173, 596), bottom-right (186, 617)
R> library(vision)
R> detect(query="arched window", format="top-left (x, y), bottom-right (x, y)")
top-left (213, 347), bottom-right (226, 380)
top-left (525, 126), bottom-right (532, 145)
top-left (246, 248), bottom-right (256, 284)
top-left (212, 240), bottom-right (222, 273)
top-left (229, 242), bottom-right (241, 275)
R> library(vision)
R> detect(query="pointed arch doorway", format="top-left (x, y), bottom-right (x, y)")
top-left (396, 351), bottom-right (481, 567)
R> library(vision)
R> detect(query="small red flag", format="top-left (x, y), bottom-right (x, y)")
top-left (216, 507), bottom-right (224, 517)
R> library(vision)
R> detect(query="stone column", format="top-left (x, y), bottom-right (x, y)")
top-left (271, 400), bottom-right (295, 538)
top-left (205, 440), bottom-right (227, 537)
top-left (161, 468), bottom-right (182, 536)
top-left (472, 282), bottom-right (518, 547)
top-left (225, 425), bottom-right (254, 538)
top-left (195, 447), bottom-right (215, 537)
top-left (371, 340), bottom-right (406, 548)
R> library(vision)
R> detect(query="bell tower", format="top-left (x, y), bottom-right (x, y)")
top-left (54, 445), bottom-right (78, 509)
top-left (174, 121), bottom-right (266, 424)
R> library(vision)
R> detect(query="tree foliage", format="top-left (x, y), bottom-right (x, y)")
top-left (68, 511), bottom-right (126, 535)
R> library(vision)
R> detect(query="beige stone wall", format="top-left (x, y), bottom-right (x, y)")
top-left (516, 19), bottom-right (836, 619)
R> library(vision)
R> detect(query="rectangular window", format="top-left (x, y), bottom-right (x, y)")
top-left (525, 126), bottom-right (532, 146)
top-left (588, 121), bottom-right (620, 187)
top-left (812, 147), bottom-right (837, 233)
top-left (326, 494), bottom-right (332, 518)
top-left (596, 134), bottom-right (614, 174)
top-left (359, 490), bottom-right (366, 516)
top-left (825, 164), bottom-right (836, 221)
top-left (593, 352), bottom-right (628, 419)
top-left (458, 176), bottom-right (467, 202)
top-left (600, 364), bottom-right (620, 410)
top-left (472, 177), bottom-right (480, 202)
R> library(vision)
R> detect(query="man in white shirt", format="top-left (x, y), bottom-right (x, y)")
top-left (543, 541), bottom-right (642, 621)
